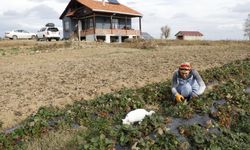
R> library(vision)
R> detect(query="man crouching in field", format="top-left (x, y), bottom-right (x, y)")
top-left (171, 62), bottom-right (206, 102)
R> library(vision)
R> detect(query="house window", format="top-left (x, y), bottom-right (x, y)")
top-left (112, 18), bottom-right (119, 29)
top-left (65, 21), bottom-right (70, 31)
top-left (89, 18), bottom-right (93, 28)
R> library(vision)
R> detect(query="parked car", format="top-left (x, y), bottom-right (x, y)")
top-left (4, 30), bottom-right (36, 40)
top-left (36, 24), bottom-right (60, 41)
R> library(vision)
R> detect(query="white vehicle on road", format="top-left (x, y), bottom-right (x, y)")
top-left (5, 30), bottom-right (36, 40)
top-left (36, 25), bottom-right (60, 41)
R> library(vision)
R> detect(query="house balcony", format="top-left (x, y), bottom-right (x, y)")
top-left (80, 28), bottom-right (141, 37)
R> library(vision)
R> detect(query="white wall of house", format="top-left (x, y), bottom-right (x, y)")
top-left (129, 35), bottom-right (134, 39)
top-left (184, 36), bottom-right (203, 40)
top-left (105, 34), bottom-right (111, 43)
top-left (86, 35), bottom-right (95, 41)
top-left (85, 34), bottom-right (138, 43)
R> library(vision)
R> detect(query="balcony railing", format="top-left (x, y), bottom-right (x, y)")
top-left (80, 28), bottom-right (140, 36)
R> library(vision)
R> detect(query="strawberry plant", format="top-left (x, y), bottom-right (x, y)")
top-left (0, 58), bottom-right (249, 149)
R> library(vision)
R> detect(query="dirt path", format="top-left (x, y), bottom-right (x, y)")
top-left (0, 42), bottom-right (249, 129)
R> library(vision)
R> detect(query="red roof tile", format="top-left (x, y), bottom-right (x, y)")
top-left (60, 0), bottom-right (142, 19)
top-left (77, 0), bottom-right (142, 16)
top-left (175, 31), bottom-right (203, 36)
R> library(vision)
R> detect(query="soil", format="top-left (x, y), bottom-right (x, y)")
top-left (0, 41), bottom-right (249, 129)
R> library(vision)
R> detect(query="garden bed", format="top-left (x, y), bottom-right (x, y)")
top-left (0, 58), bottom-right (249, 149)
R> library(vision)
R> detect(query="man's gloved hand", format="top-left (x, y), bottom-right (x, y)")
top-left (175, 93), bottom-right (184, 102)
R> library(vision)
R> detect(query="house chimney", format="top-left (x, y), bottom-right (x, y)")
top-left (102, 0), bottom-right (105, 6)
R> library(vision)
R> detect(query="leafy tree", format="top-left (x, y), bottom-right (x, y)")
top-left (160, 25), bottom-right (170, 39)
top-left (244, 14), bottom-right (250, 40)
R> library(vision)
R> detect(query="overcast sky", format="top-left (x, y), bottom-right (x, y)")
top-left (0, 0), bottom-right (249, 40)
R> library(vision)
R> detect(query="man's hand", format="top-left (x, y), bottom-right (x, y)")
top-left (175, 93), bottom-right (184, 102)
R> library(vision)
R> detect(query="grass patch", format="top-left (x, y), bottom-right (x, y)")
top-left (0, 49), bottom-right (6, 56)
top-left (119, 39), bottom-right (250, 49)
top-left (0, 120), bottom-right (3, 129)
top-left (0, 40), bottom-right (249, 56)
top-left (23, 128), bottom-right (86, 150)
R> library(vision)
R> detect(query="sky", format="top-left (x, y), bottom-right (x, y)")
top-left (0, 0), bottom-right (249, 40)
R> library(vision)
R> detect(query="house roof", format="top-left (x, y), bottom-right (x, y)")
top-left (60, 0), bottom-right (142, 19)
top-left (66, 9), bottom-right (77, 17)
top-left (175, 31), bottom-right (203, 36)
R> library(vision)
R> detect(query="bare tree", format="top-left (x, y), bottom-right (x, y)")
top-left (161, 25), bottom-right (171, 39)
top-left (244, 14), bottom-right (250, 40)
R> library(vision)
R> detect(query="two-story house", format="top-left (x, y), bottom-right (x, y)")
top-left (59, 0), bottom-right (142, 43)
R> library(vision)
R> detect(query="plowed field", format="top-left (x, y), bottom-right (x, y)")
top-left (0, 40), bottom-right (249, 129)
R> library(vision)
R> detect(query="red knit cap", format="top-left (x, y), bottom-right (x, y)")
top-left (179, 62), bottom-right (191, 70)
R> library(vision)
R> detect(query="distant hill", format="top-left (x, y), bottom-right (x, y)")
top-left (141, 32), bottom-right (154, 40)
